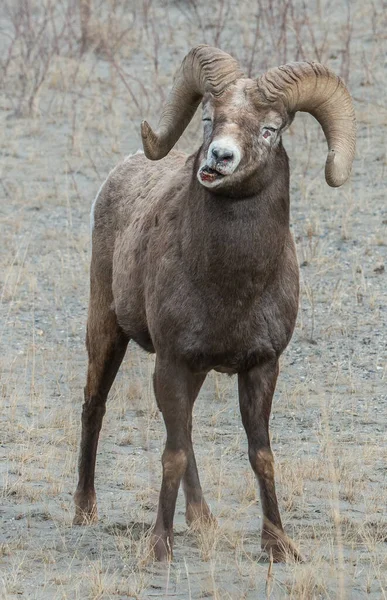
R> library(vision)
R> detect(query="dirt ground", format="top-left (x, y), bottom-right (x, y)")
top-left (0, 1), bottom-right (386, 598)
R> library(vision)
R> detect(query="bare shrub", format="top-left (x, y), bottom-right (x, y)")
top-left (78, 0), bottom-right (137, 58)
top-left (0, 0), bottom-right (78, 116)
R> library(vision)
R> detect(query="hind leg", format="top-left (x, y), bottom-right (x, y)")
top-left (74, 277), bottom-right (129, 524)
top-left (182, 374), bottom-right (214, 526)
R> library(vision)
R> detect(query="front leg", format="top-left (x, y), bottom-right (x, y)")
top-left (152, 358), bottom-right (206, 561)
top-left (238, 359), bottom-right (303, 562)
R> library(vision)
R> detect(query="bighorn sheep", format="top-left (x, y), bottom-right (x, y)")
top-left (74, 45), bottom-right (356, 562)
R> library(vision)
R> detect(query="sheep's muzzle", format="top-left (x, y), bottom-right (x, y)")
top-left (198, 165), bottom-right (226, 184)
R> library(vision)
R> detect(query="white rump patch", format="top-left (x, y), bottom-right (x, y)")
top-left (90, 178), bottom-right (107, 233)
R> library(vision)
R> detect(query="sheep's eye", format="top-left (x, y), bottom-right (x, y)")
top-left (262, 126), bottom-right (277, 139)
top-left (202, 118), bottom-right (212, 123)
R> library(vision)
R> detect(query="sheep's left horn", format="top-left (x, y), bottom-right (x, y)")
top-left (141, 45), bottom-right (244, 160)
top-left (256, 62), bottom-right (356, 187)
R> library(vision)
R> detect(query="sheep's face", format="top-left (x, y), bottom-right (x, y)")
top-left (197, 79), bottom-right (288, 191)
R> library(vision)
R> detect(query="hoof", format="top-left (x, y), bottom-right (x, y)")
top-left (186, 500), bottom-right (216, 528)
top-left (261, 522), bottom-right (304, 563)
top-left (151, 531), bottom-right (173, 562)
top-left (73, 490), bottom-right (98, 525)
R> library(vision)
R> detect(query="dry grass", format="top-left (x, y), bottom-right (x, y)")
top-left (0, 0), bottom-right (386, 598)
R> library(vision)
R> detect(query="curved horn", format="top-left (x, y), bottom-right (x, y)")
top-left (256, 62), bottom-right (356, 187)
top-left (141, 45), bottom-right (244, 160)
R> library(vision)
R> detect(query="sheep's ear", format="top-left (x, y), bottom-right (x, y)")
top-left (283, 112), bottom-right (295, 131)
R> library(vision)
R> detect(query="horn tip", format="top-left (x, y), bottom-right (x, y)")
top-left (141, 121), bottom-right (165, 160)
top-left (141, 120), bottom-right (153, 144)
top-left (325, 150), bottom-right (352, 187)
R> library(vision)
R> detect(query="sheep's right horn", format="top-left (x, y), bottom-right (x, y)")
top-left (141, 45), bottom-right (244, 160)
top-left (256, 62), bottom-right (356, 187)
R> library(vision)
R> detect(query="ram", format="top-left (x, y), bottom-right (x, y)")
top-left (73, 45), bottom-right (356, 562)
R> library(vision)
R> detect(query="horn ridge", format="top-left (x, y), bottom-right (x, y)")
top-left (257, 61), bottom-right (356, 187)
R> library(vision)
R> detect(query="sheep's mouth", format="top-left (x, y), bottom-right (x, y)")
top-left (199, 165), bottom-right (226, 183)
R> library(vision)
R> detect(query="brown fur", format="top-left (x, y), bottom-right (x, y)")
top-left (74, 79), bottom-right (307, 562)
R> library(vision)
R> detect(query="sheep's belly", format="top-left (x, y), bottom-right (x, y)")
top-left (213, 365), bottom-right (239, 374)
top-left (182, 344), bottom-right (276, 375)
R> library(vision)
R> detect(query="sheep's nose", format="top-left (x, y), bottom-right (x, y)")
top-left (211, 146), bottom-right (234, 162)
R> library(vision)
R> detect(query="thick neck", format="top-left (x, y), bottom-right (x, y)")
top-left (180, 150), bottom-right (290, 297)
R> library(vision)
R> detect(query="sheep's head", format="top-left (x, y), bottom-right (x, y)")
top-left (141, 46), bottom-right (356, 190)
top-left (197, 81), bottom-right (289, 190)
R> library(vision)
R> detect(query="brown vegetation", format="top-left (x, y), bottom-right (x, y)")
top-left (0, 0), bottom-right (386, 598)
